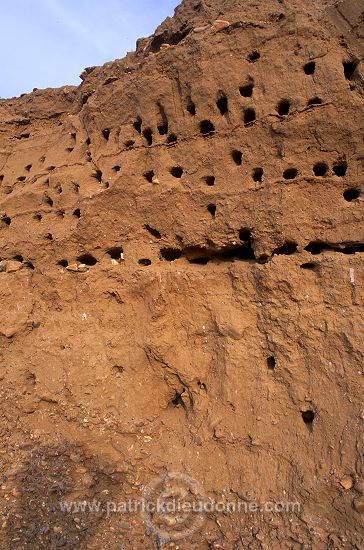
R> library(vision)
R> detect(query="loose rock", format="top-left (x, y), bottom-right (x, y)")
top-left (212, 19), bottom-right (230, 30)
top-left (6, 260), bottom-right (23, 273)
top-left (340, 476), bottom-right (353, 490)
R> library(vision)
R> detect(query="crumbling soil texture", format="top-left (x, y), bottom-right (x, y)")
top-left (0, 0), bottom-right (363, 548)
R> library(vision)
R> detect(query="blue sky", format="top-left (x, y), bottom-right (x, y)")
top-left (0, 0), bottom-right (179, 98)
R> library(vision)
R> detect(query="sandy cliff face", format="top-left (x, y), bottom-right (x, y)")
top-left (0, 0), bottom-right (363, 548)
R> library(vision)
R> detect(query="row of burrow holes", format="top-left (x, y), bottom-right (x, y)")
top-left (0, 134), bottom-right (359, 200)
top-left (0, 57), bottom-right (360, 260)
top-left (133, 57), bottom-right (359, 198)
top-left (2, 226), bottom-right (363, 274)
top-left (114, 59), bottom-right (358, 201)
top-left (1, 152), bottom-right (357, 191)
top-left (1, 142), bottom-right (359, 204)
top-left (102, 58), bottom-right (358, 148)
top-left (2, 57), bottom-right (359, 191)
top-left (0, 162), bottom-right (360, 234)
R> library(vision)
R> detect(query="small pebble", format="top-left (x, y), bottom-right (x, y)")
top-left (6, 260), bottom-right (22, 273)
top-left (193, 25), bottom-right (210, 33)
top-left (340, 476), bottom-right (353, 490)
top-left (212, 19), bottom-right (230, 30)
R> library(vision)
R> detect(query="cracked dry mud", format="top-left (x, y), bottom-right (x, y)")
top-left (0, 0), bottom-right (363, 548)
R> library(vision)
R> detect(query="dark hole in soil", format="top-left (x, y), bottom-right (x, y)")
top-left (239, 228), bottom-right (252, 241)
top-left (102, 128), bottom-right (110, 140)
top-left (216, 94), bottom-right (228, 115)
top-left (58, 259), bottom-right (68, 268)
top-left (144, 170), bottom-right (155, 183)
top-left (133, 117), bottom-right (142, 134)
top-left (244, 108), bottom-right (256, 125)
top-left (138, 258), bottom-right (152, 266)
top-left (232, 150), bottom-right (243, 165)
top-left (304, 61), bottom-right (316, 75)
top-left (207, 204), bottom-right (216, 216)
top-left (302, 410), bottom-right (315, 429)
top-left (313, 162), bottom-right (328, 176)
top-left (167, 134), bottom-right (177, 144)
top-left (93, 170), bottom-right (102, 182)
top-left (160, 248), bottom-right (182, 261)
top-left (170, 166), bottom-right (183, 178)
top-left (143, 128), bottom-right (153, 146)
top-left (343, 188), bottom-right (359, 201)
top-left (300, 262), bottom-right (319, 271)
top-left (171, 391), bottom-right (184, 408)
top-left (333, 161), bottom-right (347, 177)
top-left (283, 168), bottom-right (298, 180)
top-left (252, 167), bottom-right (263, 182)
top-left (73, 209), bottom-right (81, 218)
top-left (273, 242), bottom-right (298, 255)
top-left (107, 247), bottom-right (123, 260)
top-left (158, 123), bottom-right (168, 135)
top-left (200, 120), bottom-right (215, 135)
top-left (341, 243), bottom-right (364, 254)
top-left (204, 176), bottom-right (215, 186)
top-left (277, 99), bottom-right (290, 116)
top-left (144, 225), bottom-right (161, 239)
top-left (189, 257), bottom-right (210, 265)
top-left (77, 254), bottom-right (97, 266)
top-left (267, 356), bottom-right (276, 370)
top-left (307, 96), bottom-right (322, 106)
top-left (240, 83), bottom-right (254, 97)
top-left (247, 50), bottom-right (260, 62)
top-left (187, 99), bottom-right (196, 116)
top-left (305, 242), bottom-right (325, 255)
top-left (229, 243), bottom-right (255, 260)
top-left (343, 59), bottom-right (358, 80)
